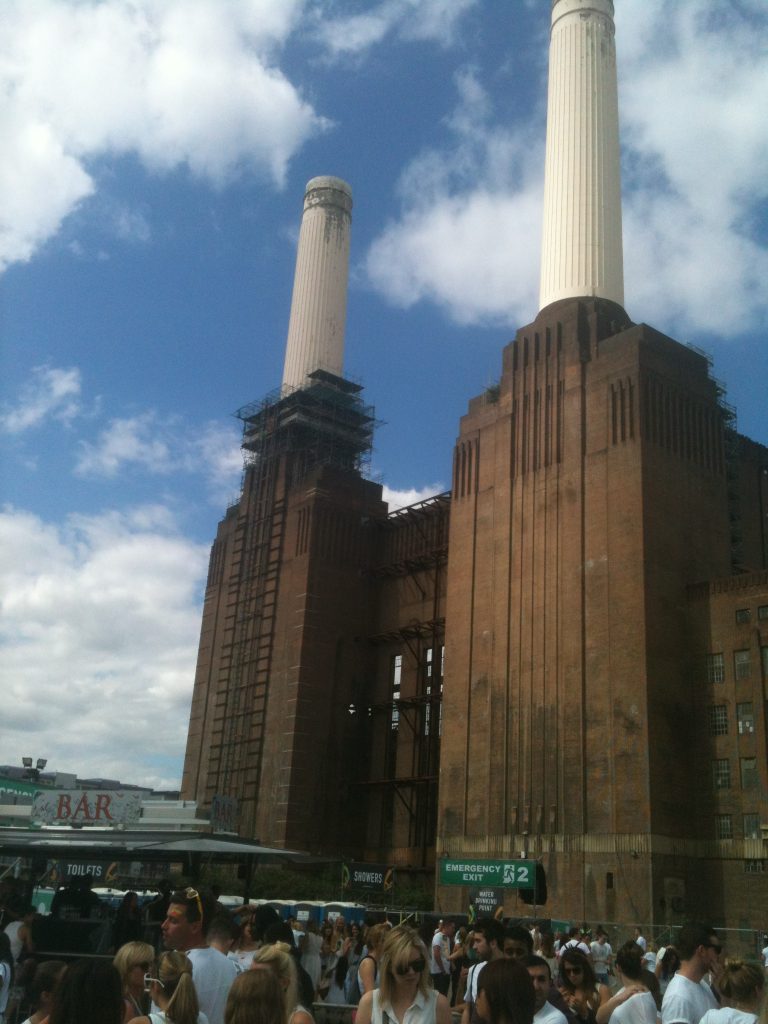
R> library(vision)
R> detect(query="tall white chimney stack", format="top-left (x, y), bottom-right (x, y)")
top-left (282, 176), bottom-right (353, 391)
top-left (539, 0), bottom-right (624, 312)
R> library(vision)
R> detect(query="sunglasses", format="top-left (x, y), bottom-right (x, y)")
top-left (705, 943), bottom-right (723, 954)
top-left (395, 957), bottom-right (426, 976)
top-left (564, 966), bottom-right (583, 975)
top-left (184, 887), bottom-right (203, 921)
top-left (144, 973), bottom-right (165, 992)
top-left (133, 961), bottom-right (151, 971)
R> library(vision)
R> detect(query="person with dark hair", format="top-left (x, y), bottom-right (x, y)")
top-left (49, 959), bottom-right (123, 1024)
top-left (699, 959), bottom-right (763, 1024)
top-left (656, 948), bottom-right (681, 997)
top-left (661, 924), bottom-right (721, 1024)
top-left (558, 950), bottom-right (609, 1024)
top-left (504, 927), bottom-right (534, 962)
top-left (161, 888), bottom-right (237, 1024)
top-left (114, 892), bottom-right (144, 951)
top-left (356, 926), bottom-right (451, 1024)
top-left (462, 919), bottom-right (506, 1024)
top-left (208, 916), bottom-right (239, 959)
top-left (590, 932), bottom-right (613, 988)
top-left (18, 959), bottom-right (66, 1024)
top-left (559, 930), bottom-right (591, 960)
top-left (229, 914), bottom-right (260, 971)
top-left (128, 949), bottom-right (208, 1024)
top-left (595, 942), bottom-right (657, 1024)
top-left (524, 955), bottom-right (568, 1024)
top-left (477, 958), bottom-right (536, 1024)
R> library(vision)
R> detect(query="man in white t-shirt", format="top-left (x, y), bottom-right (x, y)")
top-left (430, 919), bottom-right (455, 995)
top-left (661, 923), bottom-right (721, 1024)
top-left (590, 930), bottom-right (613, 985)
top-left (462, 918), bottom-right (505, 1024)
top-left (526, 956), bottom-right (569, 1024)
top-left (558, 927), bottom-right (591, 958)
top-left (162, 887), bottom-right (238, 1024)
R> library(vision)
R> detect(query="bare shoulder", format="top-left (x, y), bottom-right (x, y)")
top-left (435, 992), bottom-right (452, 1024)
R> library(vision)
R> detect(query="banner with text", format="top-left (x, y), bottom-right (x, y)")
top-left (341, 862), bottom-right (395, 892)
top-left (439, 858), bottom-right (536, 888)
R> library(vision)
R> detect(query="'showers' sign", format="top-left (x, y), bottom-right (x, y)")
top-left (31, 790), bottom-right (142, 826)
top-left (341, 862), bottom-right (395, 891)
top-left (439, 858), bottom-right (536, 888)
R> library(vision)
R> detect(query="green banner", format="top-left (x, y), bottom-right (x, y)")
top-left (439, 858), bottom-right (536, 888)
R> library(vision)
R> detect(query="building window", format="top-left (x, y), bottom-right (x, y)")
top-left (734, 649), bottom-right (751, 680)
top-left (737, 702), bottom-right (755, 735)
top-left (709, 705), bottom-right (728, 736)
top-left (744, 859), bottom-right (765, 873)
top-left (390, 654), bottom-right (402, 730)
top-left (757, 604), bottom-right (768, 620)
top-left (712, 759), bottom-right (731, 788)
top-left (706, 653), bottom-right (725, 683)
top-left (735, 608), bottom-right (751, 624)
top-left (715, 814), bottom-right (733, 839)
top-left (740, 757), bottom-right (758, 789)
top-left (743, 813), bottom-right (761, 839)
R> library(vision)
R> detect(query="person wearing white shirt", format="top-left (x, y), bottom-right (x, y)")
top-left (699, 958), bottom-right (763, 1024)
top-left (526, 956), bottom-right (569, 1024)
top-left (661, 924), bottom-right (721, 1024)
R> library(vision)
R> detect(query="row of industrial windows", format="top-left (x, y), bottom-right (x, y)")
top-left (390, 649), bottom-right (444, 736)
top-left (735, 605), bottom-right (768, 624)
top-left (707, 646), bottom-right (768, 683)
top-left (715, 813), bottom-right (762, 840)
top-left (712, 756), bottom-right (759, 789)
top-left (709, 703), bottom-right (755, 735)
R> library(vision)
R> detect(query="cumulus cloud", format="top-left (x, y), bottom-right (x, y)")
top-left (366, 69), bottom-right (543, 326)
top-left (75, 411), bottom-right (243, 504)
top-left (315, 0), bottom-right (479, 56)
top-left (382, 483), bottom-right (446, 511)
top-left (0, 505), bottom-right (208, 789)
top-left (366, 0), bottom-right (767, 339)
top-left (0, 0), bottom-right (327, 270)
top-left (0, 365), bottom-right (82, 434)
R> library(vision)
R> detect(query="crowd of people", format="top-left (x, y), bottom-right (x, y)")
top-left (1, 884), bottom-right (767, 1024)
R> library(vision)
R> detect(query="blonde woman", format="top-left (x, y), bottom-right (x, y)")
top-left (114, 940), bottom-right (156, 1022)
top-left (253, 942), bottom-right (313, 1024)
top-left (225, 968), bottom-right (285, 1024)
top-left (356, 926), bottom-right (451, 1024)
top-left (700, 960), bottom-right (764, 1024)
top-left (126, 951), bottom-right (209, 1024)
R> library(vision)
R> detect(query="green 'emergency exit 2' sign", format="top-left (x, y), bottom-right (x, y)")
top-left (439, 858), bottom-right (536, 888)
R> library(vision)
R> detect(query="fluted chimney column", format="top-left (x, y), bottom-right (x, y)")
top-left (539, 0), bottom-right (624, 312)
top-left (282, 176), bottom-right (353, 391)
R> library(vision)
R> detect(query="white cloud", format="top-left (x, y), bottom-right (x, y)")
top-left (366, 69), bottom-right (543, 326)
top-left (382, 483), bottom-right (445, 511)
top-left (316, 0), bottom-right (479, 57)
top-left (366, 0), bottom-right (767, 340)
top-left (75, 411), bottom-right (243, 504)
top-left (0, 505), bottom-right (208, 789)
top-left (0, 0), bottom-right (327, 271)
top-left (0, 365), bottom-right (82, 434)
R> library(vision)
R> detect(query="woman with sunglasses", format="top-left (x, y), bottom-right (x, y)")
top-left (356, 926), bottom-right (451, 1024)
top-left (558, 949), bottom-right (610, 1024)
top-left (127, 951), bottom-right (208, 1024)
top-left (114, 941), bottom-right (156, 1022)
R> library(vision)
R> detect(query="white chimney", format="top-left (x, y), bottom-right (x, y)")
top-left (281, 176), bottom-right (353, 391)
top-left (539, 0), bottom-right (624, 312)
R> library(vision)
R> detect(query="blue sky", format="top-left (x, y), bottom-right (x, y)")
top-left (1, 0), bottom-right (766, 790)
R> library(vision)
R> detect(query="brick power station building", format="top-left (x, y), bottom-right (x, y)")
top-left (182, 0), bottom-right (768, 931)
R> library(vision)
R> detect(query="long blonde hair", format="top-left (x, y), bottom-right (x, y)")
top-left (157, 951), bottom-right (200, 1024)
top-left (379, 927), bottom-right (432, 1006)
top-left (253, 942), bottom-right (299, 1014)
top-left (113, 940), bottom-right (155, 990)
top-left (226, 968), bottom-right (286, 1024)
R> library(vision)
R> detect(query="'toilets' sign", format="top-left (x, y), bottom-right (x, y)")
top-left (439, 858), bottom-right (536, 888)
top-left (31, 790), bottom-right (142, 826)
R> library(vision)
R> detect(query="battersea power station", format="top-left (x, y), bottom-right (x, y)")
top-left (181, 0), bottom-right (768, 931)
